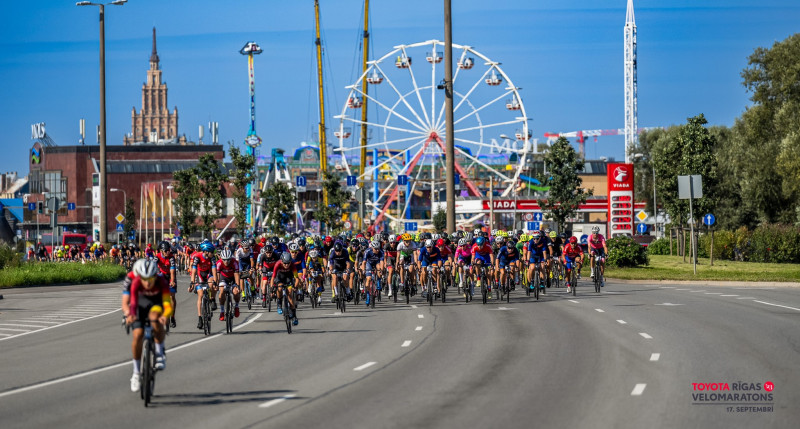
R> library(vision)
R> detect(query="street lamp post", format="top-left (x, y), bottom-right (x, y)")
top-left (77, 0), bottom-right (127, 245)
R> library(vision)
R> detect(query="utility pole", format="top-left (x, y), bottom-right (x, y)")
top-left (98, 4), bottom-right (108, 245)
top-left (444, 0), bottom-right (456, 233)
top-left (358, 0), bottom-right (370, 231)
top-left (314, 0), bottom-right (328, 207)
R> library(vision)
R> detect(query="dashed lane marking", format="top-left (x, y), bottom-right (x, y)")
top-left (595, 309), bottom-right (605, 313)
top-left (720, 295), bottom-right (739, 297)
top-left (401, 340), bottom-right (411, 347)
top-left (418, 314), bottom-right (424, 319)
top-left (650, 353), bottom-right (660, 361)
top-left (753, 300), bottom-right (800, 312)
top-left (631, 384), bottom-right (647, 396)
top-left (639, 333), bottom-right (653, 339)
top-left (258, 394), bottom-right (297, 409)
top-left (617, 320), bottom-right (627, 324)
top-left (415, 326), bottom-right (423, 331)
top-left (353, 362), bottom-right (377, 371)
top-left (568, 300), bottom-right (579, 303)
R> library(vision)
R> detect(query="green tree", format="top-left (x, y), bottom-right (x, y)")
top-left (123, 198), bottom-right (136, 240)
top-left (173, 168), bottom-right (200, 237)
top-left (194, 154), bottom-right (225, 238)
top-left (433, 209), bottom-right (447, 232)
top-left (262, 182), bottom-right (296, 235)
top-left (314, 171), bottom-right (352, 234)
top-left (536, 137), bottom-right (592, 231)
top-left (228, 144), bottom-right (256, 236)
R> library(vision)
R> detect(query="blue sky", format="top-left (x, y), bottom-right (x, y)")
top-left (0, 0), bottom-right (797, 173)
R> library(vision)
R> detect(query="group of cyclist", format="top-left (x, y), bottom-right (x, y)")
top-left (121, 226), bottom-right (608, 393)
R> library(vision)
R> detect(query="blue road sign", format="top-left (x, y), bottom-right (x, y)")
top-left (28, 202), bottom-right (36, 211)
top-left (346, 175), bottom-right (357, 187)
top-left (526, 221), bottom-right (540, 231)
top-left (454, 175), bottom-right (460, 185)
top-left (637, 223), bottom-right (648, 234)
top-left (116, 223), bottom-right (124, 232)
top-left (296, 176), bottom-right (307, 187)
top-left (580, 234), bottom-right (588, 244)
top-left (405, 222), bottom-right (418, 231)
top-left (703, 213), bottom-right (715, 226)
top-left (67, 202), bottom-right (76, 211)
top-left (397, 175), bottom-right (408, 186)
top-left (533, 212), bottom-right (543, 221)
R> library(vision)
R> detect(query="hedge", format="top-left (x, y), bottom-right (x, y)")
top-left (0, 261), bottom-right (127, 288)
top-left (665, 223), bottom-right (800, 264)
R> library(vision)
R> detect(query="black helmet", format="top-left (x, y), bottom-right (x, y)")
top-left (333, 242), bottom-right (343, 252)
top-left (270, 237), bottom-right (280, 246)
top-left (158, 241), bottom-right (171, 252)
top-left (262, 244), bottom-right (274, 253)
top-left (280, 252), bottom-right (292, 264)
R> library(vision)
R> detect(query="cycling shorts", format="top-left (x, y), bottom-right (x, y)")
top-left (590, 249), bottom-right (606, 258)
top-left (195, 271), bottom-right (212, 290)
top-left (529, 254), bottom-right (545, 264)
top-left (498, 258), bottom-right (518, 268)
top-left (219, 277), bottom-right (237, 290)
top-left (131, 294), bottom-right (163, 330)
top-left (473, 253), bottom-right (491, 265)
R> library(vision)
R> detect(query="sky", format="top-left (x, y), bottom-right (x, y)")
top-left (0, 0), bottom-right (798, 174)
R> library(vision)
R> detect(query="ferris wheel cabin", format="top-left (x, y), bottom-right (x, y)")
top-left (334, 127), bottom-right (352, 139)
top-left (426, 51), bottom-right (443, 63)
top-left (485, 70), bottom-right (503, 86)
top-left (347, 96), bottom-right (363, 109)
top-left (458, 57), bottom-right (475, 69)
top-left (395, 55), bottom-right (412, 68)
top-left (515, 129), bottom-right (532, 140)
top-left (505, 97), bottom-right (522, 110)
top-left (366, 70), bottom-right (384, 84)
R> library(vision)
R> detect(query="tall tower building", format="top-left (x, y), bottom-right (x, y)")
top-left (623, 0), bottom-right (638, 162)
top-left (124, 28), bottom-right (184, 145)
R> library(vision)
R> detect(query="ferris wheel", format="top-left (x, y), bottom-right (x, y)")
top-left (334, 40), bottom-right (532, 225)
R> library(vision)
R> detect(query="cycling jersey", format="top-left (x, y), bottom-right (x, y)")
top-left (272, 262), bottom-right (297, 286)
top-left (328, 249), bottom-right (351, 272)
top-left (128, 275), bottom-right (173, 320)
top-left (384, 243), bottom-right (398, 266)
top-left (589, 234), bottom-right (606, 251)
top-left (156, 252), bottom-right (175, 277)
top-left (437, 246), bottom-right (453, 261)
top-left (471, 243), bottom-right (493, 265)
top-left (563, 243), bottom-right (584, 260)
top-left (363, 249), bottom-right (384, 270)
top-left (191, 251), bottom-right (215, 273)
top-left (550, 237), bottom-right (564, 257)
top-left (257, 252), bottom-right (280, 277)
top-left (496, 246), bottom-right (520, 267)
top-left (216, 259), bottom-right (239, 280)
top-left (455, 246), bottom-right (472, 263)
top-left (235, 247), bottom-right (254, 270)
top-left (418, 246), bottom-right (441, 267)
top-left (397, 242), bottom-right (414, 265)
top-left (306, 256), bottom-right (325, 273)
top-left (291, 252), bottom-right (306, 273)
top-left (526, 238), bottom-right (550, 263)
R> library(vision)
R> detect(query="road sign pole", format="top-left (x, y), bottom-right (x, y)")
top-left (689, 179), bottom-right (696, 274)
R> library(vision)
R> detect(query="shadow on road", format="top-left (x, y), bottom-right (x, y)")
top-left (150, 389), bottom-right (299, 407)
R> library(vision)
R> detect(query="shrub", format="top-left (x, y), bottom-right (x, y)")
top-left (607, 235), bottom-right (649, 267)
top-left (647, 238), bottom-right (670, 255)
top-left (748, 224), bottom-right (800, 263)
top-left (0, 244), bottom-right (22, 270)
top-left (0, 261), bottom-right (126, 287)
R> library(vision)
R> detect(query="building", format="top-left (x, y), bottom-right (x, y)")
top-left (123, 28), bottom-right (187, 145)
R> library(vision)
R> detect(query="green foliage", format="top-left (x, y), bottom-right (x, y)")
top-left (748, 224), bottom-right (800, 263)
top-left (433, 209), bottom-right (447, 232)
top-left (173, 168), bottom-right (200, 237)
top-left (606, 235), bottom-right (649, 268)
top-left (314, 171), bottom-right (352, 233)
top-left (0, 261), bottom-right (126, 288)
top-left (646, 238), bottom-right (670, 256)
top-left (536, 137), bottom-right (592, 231)
top-left (228, 144), bottom-right (256, 236)
top-left (195, 154), bottom-right (225, 237)
top-left (0, 244), bottom-right (22, 269)
top-left (262, 182), bottom-right (296, 235)
top-left (123, 198), bottom-right (136, 240)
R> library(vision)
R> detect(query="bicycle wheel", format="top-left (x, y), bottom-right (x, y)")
top-left (506, 278), bottom-right (511, 303)
top-left (481, 275), bottom-right (487, 305)
top-left (533, 270), bottom-right (540, 301)
top-left (393, 275), bottom-right (399, 303)
top-left (427, 277), bottom-right (434, 306)
top-left (142, 340), bottom-right (154, 406)
top-left (284, 300), bottom-right (292, 334)
top-left (226, 294), bottom-right (233, 334)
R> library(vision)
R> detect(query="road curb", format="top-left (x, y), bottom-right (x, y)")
top-left (607, 278), bottom-right (800, 288)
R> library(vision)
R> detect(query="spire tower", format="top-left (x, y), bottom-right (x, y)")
top-left (150, 27), bottom-right (159, 64)
top-left (623, 0), bottom-right (638, 162)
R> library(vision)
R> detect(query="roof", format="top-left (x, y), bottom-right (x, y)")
top-left (0, 198), bottom-right (23, 222)
top-left (105, 160), bottom-right (233, 174)
top-left (44, 145), bottom-right (223, 154)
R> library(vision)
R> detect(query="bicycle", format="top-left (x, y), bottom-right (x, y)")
top-left (551, 257), bottom-right (563, 289)
top-left (198, 283), bottom-right (213, 336)
top-left (333, 271), bottom-right (347, 313)
top-left (126, 318), bottom-right (159, 407)
top-left (439, 265), bottom-right (448, 303)
top-left (221, 284), bottom-right (235, 334)
top-left (241, 272), bottom-right (254, 311)
top-left (568, 261), bottom-right (578, 296)
top-left (278, 284), bottom-right (293, 334)
top-left (593, 255), bottom-right (603, 293)
top-left (476, 264), bottom-right (489, 305)
top-left (425, 266), bottom-right (436, 307)
top-left (308, 270), bottom-right (323, 309)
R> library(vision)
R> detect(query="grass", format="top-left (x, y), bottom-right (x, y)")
top-left (0, 262), bottom-right (127, 288)
top-left (606, 254), bottom-right (800, 282)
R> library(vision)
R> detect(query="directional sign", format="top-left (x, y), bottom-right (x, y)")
top-left (115, 213), bottom-right (125, 223)
top-left (636, 210), bottom-right (648, 222)
top-left (522, 213), bottom-right (533, 221)
top-left (580, 234), bottom-right (588, 244)
top-left (67, 202), bottom-right (76, 211)
top-left (346, 175), bottom-right (357, 187)
top-left (27, 202), bottom-right (36, 211)
top-left (397, 175), bottom-right (408, 186)
top-left (405, 222), bottom-right (418, 231)
top-left (526, 221), bottom-right (540, 231)
top-left (703, 213), bottom-right (715, 226)
top-left (532, 212), bottom-right (543, 222)
top-left (296, 176), bottom-right (307, 187)
top-left (116, 223), bottom-right (124, 232)
top-left (636, 223), bottom-right (648, 234)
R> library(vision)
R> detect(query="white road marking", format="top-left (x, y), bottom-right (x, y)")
top-left (401, 340), bottom-right (412, 347)
top-left (353, 362), bottom-right (377, 371)
top-left (415, 326), bottom-right (423, 331)
top-left (258, 394), bottom-right (297, 409)
top-left (411, 305), bottom-right (418, 309)
top-left (0, 327), bottom-right (31, 332)
top-left (595, 309), bottom-right (605, 313)
top-left (720, 295), bottom-right (739, 297)
top-left (631, 384), bottom-right (647, 396)
top-left (704, 293), bottom-right (723, 295)
top-left (659, 287), bottom-right (676, 289)
top-left (754, 300), bottom-right (800, 312)
top-left (639, 333), bottom-right (653, 339)
top-left (616, 320), bottom-right (627, 324)
top-left (689, 290), bottom-right (706, 293)
top-left (655, 303), bottom-right (684, 306)
top-left (650, 353), bottom-right (660, 361)
top-left (568, 300), bottom-right (579, 303)
top-left (418, 314), bottom-right (424, 319)
top-left (604, 291), bottom-right (622, 294)
top-left (737, 297), bottom-right (756, 300)
top-left (0, 313), bottom-right (262, 398)
top-left (676, 289), bottom-right (689, 291)
top-left (0, 323), bottom-right (50, 329)
top-left (0, 333), bottom-right (12, 337)
top-left (0, 309), bottom-right (121, 342)
top-left (11, 320), bottom-right (60, 324)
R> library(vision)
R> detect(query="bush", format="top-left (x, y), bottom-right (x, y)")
top-left (0, 261), bottom-right (126, 288)
top-left (607, 235), bottom-right (649, 267)
top-left (0, 244), bottom-right (22, 270)
top-left (647, 238), bottom-right (670, 255)
top-left (748, 224), bottom-right (800, 263)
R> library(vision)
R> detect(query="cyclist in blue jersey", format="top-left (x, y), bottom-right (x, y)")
top-left (418, 239), bottom-right (443, 296)
top-left (495, 237), bottom-right (521, 290)
top-left (361, 241), bottom-right (385, 305)
top-left (524, 230), bottom-right (551, 290)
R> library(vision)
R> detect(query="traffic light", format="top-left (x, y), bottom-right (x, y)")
top-left (37, 201), bottom-right (43, 214)
top-left (94, 230), bottom-right (100, 241)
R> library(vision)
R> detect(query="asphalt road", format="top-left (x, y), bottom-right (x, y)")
top-left (0, 277), bottom-right (798, 429)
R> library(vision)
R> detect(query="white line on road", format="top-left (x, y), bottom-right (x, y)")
top-left (631, 384), bottom-right (647, 396)
top-left (704, 293), bottom-right (723, 295)
top-left (569, 300), bottom-right (579, 303)
top-left (10, 320), bottom-right (60, 324)
top-left (415, 326), bottom-right (423, 331)
top-left (737, 297), bottom-right (756, 300)
top-left (258, 394), bottom-right (297, 409)
top-left (650, 353), bottom-right (660, 361)
top-left (617, 320), bottom-right (627, 324)
top-left (595, 309), bottom-right (605, 312)
top-left (754, 300), bottom-right (800, 312)
top-left (353, 362), bottom-right (377, 371)
top-left (720, 295), bottom-right (739, 297)
top-left (0, 309), bottom-right (121, 342)
top-left (418, 314), bottom-right (424, 319)
top-left (0, 333), bottom-right (11, 336)
top-left (401, 340), bottom-right (411, 347)
top-left (639, 333), bottom-right (653, 339)
top-left (675, 289), bottom-right (689, 291)
top-left (0, 327), bottom-right (32, 332)
top-left (411, 305), bottom-right (418, 309)
top-left (659, 287), bottom-right (676, 289)
top-left (689, 290), bottom-right (706, 293)
top-left (0, 313), bottom-right (262, 398)
top-left (0, 323), bottom-right (50, 329)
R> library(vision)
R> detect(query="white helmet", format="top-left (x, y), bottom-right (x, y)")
top-left (219, 249), bottom-right (233, 260)
top-left (591, 226), bottom-right (600, 234)
top-left (458, 238), bottom-right (469, 246)
top-left (424, 239), bottom-right (434, 247)
top-left (432, 234), bottom-right (440, 240)
top-left (133, 258), bottom-right (158, 278)
top-left (388, 234), bottom-right (397, 242)
top-left (279, 237), bottom-right (285, 244)
top-left (370, 241), bottom-right (380, 249)
top-left (288, 242), bottom-right (299, 252)
top-left (473, 228), bottom-right (481, 236)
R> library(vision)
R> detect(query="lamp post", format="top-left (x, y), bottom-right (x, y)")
top-left (77, 0), bottom-right (127, 245)
top-left (166, 185), bottom-right (174, 237)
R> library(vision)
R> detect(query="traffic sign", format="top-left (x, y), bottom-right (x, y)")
top-left (397, 175), bottom-right (408, 186)
top-left (346, 175), bottom-right (357, 187)
top-left (636, 223), bottom-right (648, 234)
top-left (522, 213), bottom-right (533, 221)
top-left (27, 202), bottom-right (36, 211)
top-left (116, 223), bottom-right (124, 232)
top-left (296, 176), bottom-right (307, 187)
top-left (526, 221), bottom-right (540, 231)
top-left (405, 222), bottom-right (418, 231)
top-left (343, 220), bottom-right (352, 230)
top-left (703, 213), bottom-right (715, 226)
top-left (580, 234), bottom-right (588, 244)
top-left (115, 213), bottom-right (125, 223)
top-left (67, 202), bottom-right (76, 211)
top-left (532, 212), bottom-right (543, 222)
top-left (636, 210), bottom-right (648, 222)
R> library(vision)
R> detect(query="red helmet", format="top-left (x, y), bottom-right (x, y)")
top-left (569, 236), bottom-right (578, 244)
top-left (324, 236), bottom-right (333, 244)
top-left (436, 238), bottom-right (445, 247)
top-left (260, 237), bottom-right (267, 244)
top-left (356, 233), bottom-right (364, 239)
top-left (146, 243), bottom-right (153, 248)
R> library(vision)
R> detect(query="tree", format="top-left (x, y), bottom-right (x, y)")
top-left (536, 137), bottom-right (592, 231)
top-left (262, 182), bottom-right (296, 235)
top-left (228, 144), bottom-right (256, 236)
top-left (173, 168), bottom-right (200, 237)
top-left (433, 209), bottom-right (447, 232)
top-left (194, 154), bottom-right (225, 238)
top-left (314, 171), bottom-right (352, 234)
top-left (123, 198), bottom-right (136, 240)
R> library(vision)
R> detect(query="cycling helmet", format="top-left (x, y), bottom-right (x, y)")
top-left (324, 236), bottom-right (333, 245)
top-left (496, 236), bottom-right (506, 245)
top-left (380, 233), bottom-right (389, 241)
top-left (591, 226), bottom-right (600, 234)
top-left (309, 249), bottom-right (319, 258)
top-left (158, 241), bottom-right (171, 252)
top-left (432, 234), bottom-right (440, 241)
top-left (370, 241), bottom-right (380, 250)
top-left (473, 228), bottom-right (481, 236)
top-left (475, 237), bottom-right (485, 246)
top-left (569, 236), bottom-right (578, 244)
top-left (280, 252), bottom-right (292, 264)
top-left (549, 231), bottom-right (557, 239)
top-left (200, 242), bottom-right (214, 252)
top-left (401, 233), bottom-right (412, 241)
top-left (458, 238), bottom-right (469, 247)
top-left (270, 237), bottom-right (280, 246)
top-left (306, 237), bottom-right (314, 245)
top-left (240, 240), bottom-right (250, 249)
top-left (559, 233), bottom-right (566, 239)
top-left (424, 239), bottom-right (434, 247)
top-left (279, 237), bottom-right (285, 244)
top-left (288, 243), bottom-right (299, 252)
top-left (219, 249), bottom-right (233, 260)
top-left (133, 259), bottom-right (158, 279)
top-left (531, 230), bottom-right (542, 239)
top-left (262, 244), bottom-right (274, 253)
top-left (388, 234), bottom-right (397, 242)
top-left (202, 238), bottom-right (211, 244)
top-left (436, 238), bottom-right (445, 247)
top-left (333, 242), bottom-right (344, 252)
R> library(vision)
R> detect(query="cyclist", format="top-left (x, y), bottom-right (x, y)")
top-left (257, 244), bottom-right (280, 305)
top-left (524, 230), bottom-right (551, 291)
top-left (562, 236), bottom-right (585, 293)
top-left (436, 238), bottom-right (454, 292)
top-left (144, 243), bottom-right (155, 260)
top-left (588, 226), bottom-right (608, 287)
top-left (125, 259), bottom-right (172, 392)
top-left (305, 248), bottom-right (326, 305)
top-left (396, 234), bottom-right (417, 296)
top-left (496, 236), bottom-right (521, 291)
top-left (455, 238), bottom-right (473, 298)
top-left (549, 231), bottom-right (564, 284)
top-left (288, 242), bottom-right (306, 303)
top-left (190, 242), bottom-right (218, 330)
top-left (383, 235), bottom-right (399, 297)
top-left (471, 236), bottom-right (495, 296)
top-left (215, 249), bottom-right (241, 321)
top-left (328, 242), bottom-right (353, 303)
top-left (155, 241), bottom-right (178, 328)
top-left (235, 239), bottom-right (256, 298)
top-left (418, 239), bottom-right (443, 298)
top-left (362, 240), bottom-right (384, 306)
top-left (272, 252), bottom-right (299, 325)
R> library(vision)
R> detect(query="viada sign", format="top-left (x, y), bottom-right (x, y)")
top-left (607, 163), bottom-right (634, 237)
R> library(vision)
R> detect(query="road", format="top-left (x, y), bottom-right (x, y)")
top-left (0, 278), bottom-right (798, 428)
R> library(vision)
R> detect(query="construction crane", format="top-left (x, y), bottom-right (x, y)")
top-left (543, 127), bottom-right (660, 158)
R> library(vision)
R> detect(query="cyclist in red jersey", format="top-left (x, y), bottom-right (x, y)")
top-left (257, 244), bottom-right (280, 302)
top-left (215, 249), bottom-right (241, 320)
top-left (191, 242), bottom-right (218, 330)
top-left (562, 236), bottom-right (585, 293)
top-left (272, 252), bottom-right (299, 326)
top-left (155, 241), bottom-right (178, 328)
top-left (588, 226), bottom-right (608, 286)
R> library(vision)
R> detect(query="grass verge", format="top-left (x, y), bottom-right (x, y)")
top-left (606, 255), bottom-right (800, 282)
top-left (0, 262), bottom-right (127, 288)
